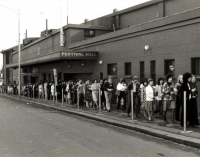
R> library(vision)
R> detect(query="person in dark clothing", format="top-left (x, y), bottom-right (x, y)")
top-left (189, 75), bottom-right (199, 126)
top-left (100, 79), bottom-right (107, 110)
top-left (47, 82), bottom-right (51, 100)
top-left (127, 76), bottom-right (140, 117)
top-left (180, 72), bottom-right (192, 127)
top-left (56, 81), bottom-right (62, 102)
top-left (174, 75), bottom-right (183, 121)
top-left (34, 83), bottom-right (38, 98)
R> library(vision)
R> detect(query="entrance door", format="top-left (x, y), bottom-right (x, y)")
top-left (31, 77), bottom-right (38, 84)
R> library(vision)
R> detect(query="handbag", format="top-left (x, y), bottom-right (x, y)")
top-left (115, 90), bottom-right (120, 96)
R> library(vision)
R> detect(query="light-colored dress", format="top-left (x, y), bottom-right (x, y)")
top-left (91, 83), bottom-right (100, 101)
top-left (140, 84), bottom-right (148, 117)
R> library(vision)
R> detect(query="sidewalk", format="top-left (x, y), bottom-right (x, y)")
top-left (1, 93), bottom-right (200, 149)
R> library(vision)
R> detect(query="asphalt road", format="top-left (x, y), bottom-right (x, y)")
top-left (0, 96), bottom-right (199, 157)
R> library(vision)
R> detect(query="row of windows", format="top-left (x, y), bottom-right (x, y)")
top-left (107, 58), bottom-right (200, 81)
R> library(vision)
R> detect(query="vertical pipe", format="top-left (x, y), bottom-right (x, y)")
top-left (99, 87), bottom-right (101, 113)
top-left (67, 0), bottom-right (69, 24)
top-left (46, 19), bottom-right (48, 31)
top-left (184, 91), bottom-right (186, 133)
top-left (33, 86), bottom-right (34, 101)
top-left (56, 91), bottom-right (57, 105)
top-left (77, 88), bottom-right (79, 109)
top-left (53, 85), bottom-right (55, 105)
top-left (18, 9), bottom-right (21, 99)
top-left (131, 90), bottom-right (134, 121)
top-left (62, 88), bottom-right (64, 107)
top-left (38, 87), bottom-right (39, 102)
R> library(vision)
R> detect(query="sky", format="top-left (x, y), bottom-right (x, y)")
top-left (0, 0), bottom-right (150, 68)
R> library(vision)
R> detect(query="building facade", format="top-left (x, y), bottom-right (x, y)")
top-left (2, 0), bottom-right (200, 107)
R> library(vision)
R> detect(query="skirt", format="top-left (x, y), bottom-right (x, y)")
top-left (92, 91), bottom-right (99, 101)
top-left (146, 101), bottom-right (153, 112)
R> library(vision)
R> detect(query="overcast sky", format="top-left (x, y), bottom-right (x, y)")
top-left (0, 0), bottom-right (150, 68)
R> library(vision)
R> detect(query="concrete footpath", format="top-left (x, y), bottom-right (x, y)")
top-left (1, 93), bottom-right (200, 149)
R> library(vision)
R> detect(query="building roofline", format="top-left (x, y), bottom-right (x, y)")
top-left (83, 0), bottom-right (165, 22)
top-left (8, 24), bottom-right (113, 54)
top-left (69, 7), bottom-right (200, 49)
top-left (0, 45), bottom-right (18, 54)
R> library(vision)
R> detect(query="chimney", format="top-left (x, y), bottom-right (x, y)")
top-left (113, 8), bottom-right (119, 13)
top-left (24, 29), bottom-right (27, 39)
top-left (46, 19), bottom-right (48, 31)
top-left (84, 19), bottom-right (89, 25)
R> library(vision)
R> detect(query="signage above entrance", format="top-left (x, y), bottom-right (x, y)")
top-left (60, 51), bottom-right (98, 59)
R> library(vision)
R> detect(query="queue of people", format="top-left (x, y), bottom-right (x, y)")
top-left (0, 71), bottom-right (199, 127)
top-left (115, 72), bottom-right (199, 127)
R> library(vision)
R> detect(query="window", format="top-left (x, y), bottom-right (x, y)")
top-left (140, 61), bottom-right (145, 82)
top-left (107, 63), bottom-right (117, 76)
top-left (100, 72), bottom-right (103, 80)
top-left (150, 61), bottom-right (156, 83)
top-left (125, 62), bottom-right (131, 76)
top-left (84, 30), bottom-right (95, 37)
top-left (164, 59), bottom-right (175, 76)
top-left (192, 58), bottom-right (200, 75)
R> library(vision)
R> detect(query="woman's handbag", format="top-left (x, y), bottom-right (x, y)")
top-left (115, 90), bottom-right (120, 96)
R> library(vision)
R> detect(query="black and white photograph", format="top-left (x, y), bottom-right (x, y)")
top-left (0, 0), bottom-right (200, 156)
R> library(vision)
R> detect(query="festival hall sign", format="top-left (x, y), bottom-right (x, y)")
top-left (60, 51), bottom-right (98, 59)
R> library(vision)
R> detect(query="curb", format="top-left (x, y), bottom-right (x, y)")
top-left (1, 94), bottom-right (200, 149)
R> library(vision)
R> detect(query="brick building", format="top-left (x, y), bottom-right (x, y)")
top-left (1, 0), bottom-right (200, 107)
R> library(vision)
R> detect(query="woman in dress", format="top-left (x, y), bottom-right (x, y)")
top-left (155, 77), bottom-right (164, 116)
top-left (91, 79), bottom-right (100, 108)
top-left (189, 75), bottom-right (199, 126)
top-left (84, 80), bottom-right (93, 108)
top-left (140, 78), bottom-right (148, 117)
top-left (145, 78), bottom-right (155, 121)
top-left (163, 74), bottom-right (176, 123)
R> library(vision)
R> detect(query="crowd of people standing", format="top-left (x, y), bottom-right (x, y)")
top-left (0, 66), bottom-right (199, 127)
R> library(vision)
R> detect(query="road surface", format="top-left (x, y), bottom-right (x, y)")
top-left (0, 96), bottom-right (199, 157)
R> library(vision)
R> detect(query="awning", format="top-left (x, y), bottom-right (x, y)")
top-left (6, 51), bottom-right (98, 68)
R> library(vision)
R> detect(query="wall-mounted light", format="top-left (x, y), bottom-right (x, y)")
top-left (144, 45), bottom-right (150, 50)
top-left (82, 63), bottom-right (85, 67)
top-left (99, 60), bottom-right (103, 65)
top-left (68, 64), bottom-right (70, 68)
